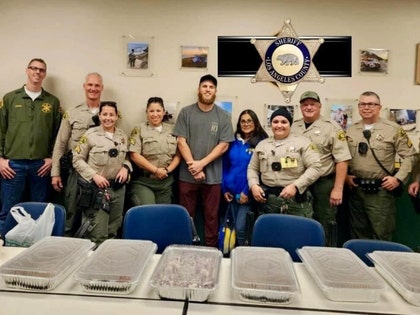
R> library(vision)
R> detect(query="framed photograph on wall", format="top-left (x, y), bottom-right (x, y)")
top-left (164, 101), bottom-right (179, 125)
top-left (326, 98), bottom-right (358, 131)
top-left (389, 108), bottom-right (417, 131)
top-left (359, 48), bottom-right (389, 75)
top-left (121, 35), bottom-right (154, 77)
top-left (181, 45), bottom-right (208, 70)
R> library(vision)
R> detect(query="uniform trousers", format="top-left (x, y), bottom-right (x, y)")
top-left (82, 186), bottom-right (126, 245)
top-left (348, 187), bottom-right (396, 240)
top-left (178, 180), bottom-right (221, 247)
top-left (63, 169), bottom-right (80, 236)
top-left (128, 174), bottom-right (174, 205)
top-left (309, 176), bottom-right (337, 246)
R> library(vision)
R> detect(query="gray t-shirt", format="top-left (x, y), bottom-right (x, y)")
top-left (173, 103), bottom-right (234, 184)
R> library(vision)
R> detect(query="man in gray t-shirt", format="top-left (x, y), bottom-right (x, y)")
top-left (173, 74), bottom-right (234, 247)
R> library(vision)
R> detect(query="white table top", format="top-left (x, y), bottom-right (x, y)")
top-left (0, 246), bottom-right (418, 315)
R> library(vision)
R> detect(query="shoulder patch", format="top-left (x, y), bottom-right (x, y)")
top-left (337, 130), bottom-right (346, 141)
top-left (407, 137), bottom-right (413, 148)
top-left (79, 135), bottom-right (87, 144)
top-left (130, 127), bottom-right (139, 137)
top-left (74, 145), bottom-right (81, 154)
top-left (63, 111), bottom-right (69, 119)
top-left (398, 127), bottom-right (407, 138)
top-left (129, 137), bottom-right (136, 145)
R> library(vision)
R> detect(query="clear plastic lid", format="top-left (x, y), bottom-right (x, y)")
top-left (298, 246), bottom-right (385, 290)
top-left (232, 246), bottom-right (299, 292)
top-left (74, 239), bottom-right (157, 293)
top-left (231, 247), bottom-right (299, 303)
top-left (368, 251), bottom-right (420, 304)
top-left (297, 246), bottom-right (386, 302)
top-left (0, 236), bottom-right (94, 290)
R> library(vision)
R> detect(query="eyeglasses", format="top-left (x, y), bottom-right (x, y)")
top-left (240, 119), bottom-right (254, 125)
top-left (27, 66), bottom-right (46, 73)
top-left (358, 102), bottom-right (380, 108)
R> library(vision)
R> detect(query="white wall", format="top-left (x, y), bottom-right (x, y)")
top-left (1, 0), bottom-right (420, 137)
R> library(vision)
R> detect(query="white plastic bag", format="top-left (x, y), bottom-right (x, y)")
top-left (5, 203), bottom-right (55, 247)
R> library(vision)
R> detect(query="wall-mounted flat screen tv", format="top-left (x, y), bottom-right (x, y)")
top-left (217, 36), bottom-right (352, 77)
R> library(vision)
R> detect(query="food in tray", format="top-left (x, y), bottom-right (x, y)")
top-left (149, 245), bottom-right (221, 302)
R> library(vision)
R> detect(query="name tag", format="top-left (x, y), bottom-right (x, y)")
top-left (281, 157), bottom-right (298, 168)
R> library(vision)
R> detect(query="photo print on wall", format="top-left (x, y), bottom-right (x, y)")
top-left (389, 108), bottom-right (417, 131)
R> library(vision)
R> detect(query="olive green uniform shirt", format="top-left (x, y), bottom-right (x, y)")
top-left (0, 86), bottom-right (61, 159)
top-left (291, 116), bottom-right (351, 176)
top-left (347, 118), bottom-right (416, 182)
top-left (247, 134), bottom-right (322, 193)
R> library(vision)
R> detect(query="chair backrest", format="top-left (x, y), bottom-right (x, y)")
top-left (3, 202), bottom-right (66, 240)
top-left (342, 239), bottom-right (413, 266)
top-left (251, 213), bottom-right (325, 262)
top-left (122, 204), bottom-right (193, 253)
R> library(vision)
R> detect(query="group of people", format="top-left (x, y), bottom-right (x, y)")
top-left (0, 57), bottom-right (419, 248)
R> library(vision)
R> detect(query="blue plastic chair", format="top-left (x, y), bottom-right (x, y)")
top-left (3, 202), bottom-right (66, 245)
top-left (122, 204), bottom-right (193, 253)
top-left (343, 239), bottom-right (414, 266)
top-left (251, 214), bottom-right (326, 262)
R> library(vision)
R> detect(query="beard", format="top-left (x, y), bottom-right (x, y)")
top-left (198, 92), bottom-right (216, 105)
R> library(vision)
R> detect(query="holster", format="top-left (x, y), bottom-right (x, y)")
top-left (76, 176), bottom-right (104, 211)
top-left (59, 150), bottom-right (73, 181)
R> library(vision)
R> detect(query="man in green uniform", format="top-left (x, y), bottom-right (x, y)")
top-left (346, 91), bottom-right (416, 240)
top-left (292, 91), bottom-right (351, 246)
top-left (0, 58), bottom-right (61, 235)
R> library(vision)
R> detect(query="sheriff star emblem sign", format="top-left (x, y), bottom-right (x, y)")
top-left (252, 19), bottom-right (324, 103)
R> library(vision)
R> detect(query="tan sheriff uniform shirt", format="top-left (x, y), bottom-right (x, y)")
top-left (347, 118), bottom-right (416, 183)
top-left (72, 126), bottom-right (131, 181)
top-left (128, 122), bottom-right (177, 168)
top-left (51, 102), bottom-right (127, 177)
top-left (51, 102), bottom-right (99, 177)
top-left (247, 134), bottom-right (322, 193)
top-left (292, 116), bottom-right (351, 177)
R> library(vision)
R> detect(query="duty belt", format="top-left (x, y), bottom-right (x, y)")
top-left (355, 178), bottom-right (382, 193)
top-left (263, 185), bottom-right (308, 203)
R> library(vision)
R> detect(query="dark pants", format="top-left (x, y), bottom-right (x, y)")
top-left (178, 180), bottom-right (221, 247)
top-left (349, 187), bottom-right (396, 240)
top-left (0, 159), bottom-right (49, 235)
